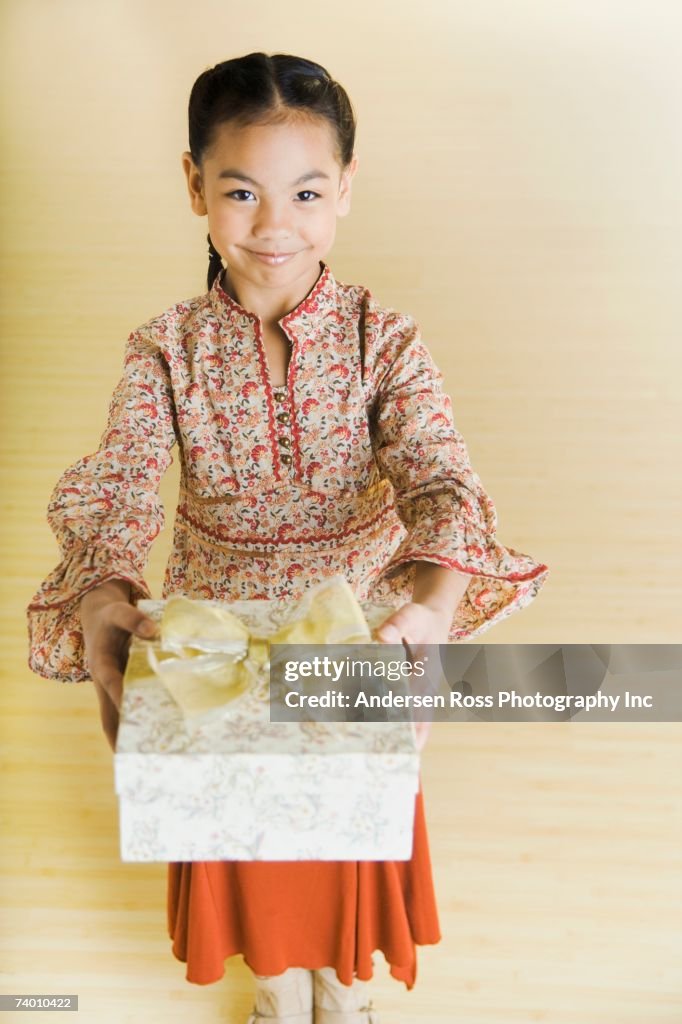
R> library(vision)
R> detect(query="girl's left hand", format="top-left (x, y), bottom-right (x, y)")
top-left (374, 602), bottom-right (452, 752)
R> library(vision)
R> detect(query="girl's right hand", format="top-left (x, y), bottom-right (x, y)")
top-left (79, 579), bottom-right (158, 752)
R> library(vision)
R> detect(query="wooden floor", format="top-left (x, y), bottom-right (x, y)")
top-left (3, 1), bottom-right (682, 1021)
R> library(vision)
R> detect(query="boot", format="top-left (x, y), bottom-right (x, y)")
top-left (246, 967), bottom-right (314, 1024)
top-left (313, 967), bottom-right (379, 1024)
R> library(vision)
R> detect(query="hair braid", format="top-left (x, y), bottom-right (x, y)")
top-left (207, 233), bottom-right (224, 291)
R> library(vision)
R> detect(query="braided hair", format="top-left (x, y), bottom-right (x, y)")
top-left (206, 233), bottom-right (224, 290)
top-left (187, 53), bottom-right (356, 290)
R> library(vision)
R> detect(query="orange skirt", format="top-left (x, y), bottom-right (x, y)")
top-left (167, 786), bottom-right (441, 990)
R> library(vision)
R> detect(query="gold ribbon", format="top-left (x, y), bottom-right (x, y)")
top-left (144, 575), bottom-right (373, 722)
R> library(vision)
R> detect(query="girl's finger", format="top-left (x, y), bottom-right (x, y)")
top-left (376, 607), bottom-right (416, 645)
top-left (376, 622), bottom-right (401, 643)
top-left (403, 637), bottom-right (429, 668)
top-left (92, 679), bottom-right (119, 752)
top-left (103, 602), bottom-right (158, 639)
top-left (91, 651), bottom-right (125, 711)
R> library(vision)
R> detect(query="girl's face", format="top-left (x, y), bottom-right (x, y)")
top-left (183, 115), bottom-right (357, 300)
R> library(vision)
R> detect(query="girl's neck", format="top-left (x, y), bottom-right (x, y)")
top-left (220, 262), bottom-right (324, 327)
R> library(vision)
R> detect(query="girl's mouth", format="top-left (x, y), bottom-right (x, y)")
top-left (249, 251), bottom-right (297, 266)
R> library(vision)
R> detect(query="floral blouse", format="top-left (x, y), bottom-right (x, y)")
top-left (27, 261), bottom-right (549, 682)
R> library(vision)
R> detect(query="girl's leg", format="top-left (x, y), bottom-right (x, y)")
top-left (247, 968), bottom-right (314, 1024)
top-left (312, 968), bottom-right (379, 1024)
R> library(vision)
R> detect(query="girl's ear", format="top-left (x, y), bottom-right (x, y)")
top-left (182, 151), bottom-right (208, 217)
top-left (337, 153), bottom-right (359, 217)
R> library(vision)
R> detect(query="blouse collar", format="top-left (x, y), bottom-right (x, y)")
top-left (208, 260), bottom-right (336, 327)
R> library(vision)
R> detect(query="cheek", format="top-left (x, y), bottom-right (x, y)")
top-left (208, 203), bottom-right (246, 234)
top-left (307, 207), bottom-right (339, 238)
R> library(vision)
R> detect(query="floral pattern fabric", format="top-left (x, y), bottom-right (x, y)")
top-left (27, 261), bottom-right (549, 682)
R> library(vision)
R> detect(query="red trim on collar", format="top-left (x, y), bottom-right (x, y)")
top-left (213, 278), bottom-right (257, 321)
top-left (210, 261), bottom-right (334, 324)
top-left (250, 317), bottom-right (285, 481)
top-left (280, 263), bottom-right (332, 325)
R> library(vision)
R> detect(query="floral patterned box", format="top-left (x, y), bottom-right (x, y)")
top-left (113, 581), bottom-right (420, 862)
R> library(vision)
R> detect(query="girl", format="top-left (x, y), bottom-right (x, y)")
top-left (26, 52), bottom-right (549, 1024)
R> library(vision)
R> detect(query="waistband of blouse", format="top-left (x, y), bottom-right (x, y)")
top-left (175, 478), bottom-right (400, 553)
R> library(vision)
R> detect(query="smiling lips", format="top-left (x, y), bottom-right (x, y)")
top-left (249, 250), bottom-right (297, 265)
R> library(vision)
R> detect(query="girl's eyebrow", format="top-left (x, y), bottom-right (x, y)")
top-left (217, 169), bottom-right (331, 187)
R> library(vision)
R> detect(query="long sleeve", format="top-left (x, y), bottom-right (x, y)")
top-left (364, 307), bottom-right (549, 640)
top-left (27, 326), bottom-right (178, 681)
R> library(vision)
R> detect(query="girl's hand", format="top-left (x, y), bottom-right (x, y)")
top-left (376, 601), bottom-right (452, 648)
top-left (79, 579), bottom-right (158, 752)
top-left (375, 602), bottom-right (452, 752)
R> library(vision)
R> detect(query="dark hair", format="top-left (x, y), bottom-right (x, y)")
top-left (188, 52), bottom-right (357, 289)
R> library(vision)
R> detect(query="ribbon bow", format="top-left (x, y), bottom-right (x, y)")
top-left (145, 575), bottom-right (373, 723)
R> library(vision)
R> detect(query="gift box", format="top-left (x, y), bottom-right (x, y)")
top-left (113, 576), bottom-right (420, 862)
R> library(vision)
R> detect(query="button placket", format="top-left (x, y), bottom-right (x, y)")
top-left (273, 387), bottom-right (294, 470)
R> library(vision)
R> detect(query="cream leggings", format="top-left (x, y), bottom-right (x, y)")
top-left (249, 967), bottom-right (377, 1023)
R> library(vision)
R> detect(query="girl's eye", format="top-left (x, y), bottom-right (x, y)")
top-left (224, 189), bottom-right (320, 202)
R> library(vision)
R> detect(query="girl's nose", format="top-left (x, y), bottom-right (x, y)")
top-left (252, 199), bottom-right (293, 240)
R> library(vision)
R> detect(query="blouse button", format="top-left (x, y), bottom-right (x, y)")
top-left (278, 436), bottom-right (291, 449)
top-left (274, 390), bottom-right (286, 403)
top-left (280, 452), bottom-right (293, 465)
top-left (276, 411), bottom-right (290, 424)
